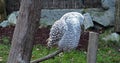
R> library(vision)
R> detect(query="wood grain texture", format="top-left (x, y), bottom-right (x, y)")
top-left (115, 0), bottom-right (120, 32)
top-left (87, 32), bottom-right (99, 63)
top-left (7, 0), bottom-right (41, 63)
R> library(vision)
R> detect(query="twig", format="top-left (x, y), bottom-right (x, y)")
top-left (31, 49), bottom-right (63, 63)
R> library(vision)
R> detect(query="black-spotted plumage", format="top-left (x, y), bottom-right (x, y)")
top-left (47, 12), bottom-right (84, 51)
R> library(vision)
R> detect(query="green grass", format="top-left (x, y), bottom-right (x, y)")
top-left (0, 28), bottom-right (120, 63)
top-left (31, 45), bottom-right (87, 63)
top-left (0, 44), bottom-right (10, 63)
top-left (31, 44), bottom-right (120, 63)
top-left (0, 44), bottom-right (120, 63)
top-left (97, 47), bottom-right (120, 63)
top-left (0, 44), bottom-right (119, 63)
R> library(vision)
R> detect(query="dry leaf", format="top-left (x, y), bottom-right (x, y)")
top-left (0, 57), bottom-right (3, 61)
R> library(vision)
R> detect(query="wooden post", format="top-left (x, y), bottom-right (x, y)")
top-left (115, 0), bottom-right (120, 33)
top-left (7, 0), bottom-right (41, 63)
top-left (87, 32), bottom-right (99, 63)
top-left (0, 0), bottom-right (6, 22)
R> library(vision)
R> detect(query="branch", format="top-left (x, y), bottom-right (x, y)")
top-left (31, 49), bottom-right (63, 63)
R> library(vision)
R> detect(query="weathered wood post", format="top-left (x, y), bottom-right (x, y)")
top-left (87, 32), bottom-right (99, 63)
top-left (115, 0), bottom-right (120, 33)
top-left (7, 0), bottom-right (41, 63)
top-left (0, 0), bottom-right (6, 22)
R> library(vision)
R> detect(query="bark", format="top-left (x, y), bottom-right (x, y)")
top-left (0, 0), bottom-right (7, 21)
top-left (7, 0), bottom-right (41, 63)
top-left (87, 32), bottom-right (99, 63)
top-left (115, 0), bottom-right (120, 33)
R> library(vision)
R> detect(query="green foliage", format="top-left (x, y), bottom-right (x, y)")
top-left (31, 44), bottom-right (120, 63)
top-left (1, 36), bottom-right (10, 45)
top-left (97, 28), bottom-right (120, 63)
top-left (0, 43), bottom-right (120, 63)
top-left (99, 28), bottom-right (120, 49)
top-left (97, 47), bottom-right (120, 63)
top-left (31, 45), bottom-right (87, 63)
top-left (0, 44), bottom-right (10, 63)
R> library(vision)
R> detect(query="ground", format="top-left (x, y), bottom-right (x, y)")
top-left (0, 43), bottom-right (120, 63)
top-left (0, 27), bottom-right (120, 63)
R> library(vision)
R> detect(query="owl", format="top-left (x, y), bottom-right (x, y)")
top-left (47, 12), bottom-right (84, 51)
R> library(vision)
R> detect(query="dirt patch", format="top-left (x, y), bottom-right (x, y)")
top-left (0, 26), bottom-right (89, 50)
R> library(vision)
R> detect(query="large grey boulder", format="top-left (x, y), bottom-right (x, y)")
top-left (40, 9), bottom-right (83, 26)
top-left (88, 0), bottom-right (115, 26)
top-left (41, 8), bottom-right (115, 27)
top-left (102, 33), bottom-right (120, 42)
top-left (1, 1), bottom-right (115, 27)
top-left (83, 13), bottom-right (94, 29)
top-left (101, 0), bottom-right (115, 10)
top-left (8, 11), bottom-right (19, 25)
top-left (0, 20), bottom-right (9, 27)
top-left (90, 9), bottom-right (115, 26)
top-left (40, 8), bottom-right (115, 27)
top-left (80, 8), bottom-right (115, 26)
top-left (0, 11), bottom-right (18, 27)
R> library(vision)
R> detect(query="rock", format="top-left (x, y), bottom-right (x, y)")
top-left (8, 11), bottom-right (19, 25)
top-left (85, 0), bottom-right (115, 27)
top-left (90, 9), bottom-right (115, 26)
top-left (102, 33), bottom-right (120, 42)
top-left (40, 9), bottom-right (83, 26)
top-left (0, 11), bottom-right (19, 27)
top-left (101, 0), bottom-right (115, 10)
top-left (81, 8), bottom-right (115, 26)
top-left (83, 13), bottom-right (94, 29)
top-left (4, 7), bottom-right (115, 27)
top-left (119, 49), bottom-right (120, 52)
top-left (0, 20), bottom-right (10, 27)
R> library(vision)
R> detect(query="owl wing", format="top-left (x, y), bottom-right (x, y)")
top-left (47, 20), bottom-right (66, 47)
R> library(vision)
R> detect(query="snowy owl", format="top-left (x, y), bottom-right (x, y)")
top-left (47, 12), bottom-right (85, 51)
